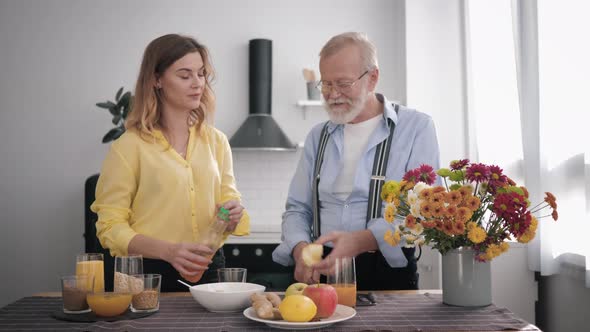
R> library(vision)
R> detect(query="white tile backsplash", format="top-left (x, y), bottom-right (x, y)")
top-left (232, 150), bottom-right (302, 236)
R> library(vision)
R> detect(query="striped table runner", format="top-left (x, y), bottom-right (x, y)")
top-left (0, 293), bottom-right (540, 331)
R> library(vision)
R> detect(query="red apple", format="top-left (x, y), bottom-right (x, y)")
top-left (302, 284), bottom-right (338, 319)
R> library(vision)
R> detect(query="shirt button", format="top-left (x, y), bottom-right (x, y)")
top-left (192, 212), bottom-right (195, 216)
top-left (185, 165), bottom-right (189, 168)
top-left (344, 204), bottom-right (349, 208)
top-left (190, 187), bottom-right (194, 192)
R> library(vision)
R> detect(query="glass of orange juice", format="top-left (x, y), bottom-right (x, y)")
top-left (76, 253), bottom-right (104, 293)
top-left (327, 256), bottom-right (357, 307)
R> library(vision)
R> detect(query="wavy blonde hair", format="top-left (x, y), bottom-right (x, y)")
top-left (125, 34), bottom-right (216, 139)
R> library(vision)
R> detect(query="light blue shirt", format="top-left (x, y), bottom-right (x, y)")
top-left (272, 94), bottom-right (440, 267)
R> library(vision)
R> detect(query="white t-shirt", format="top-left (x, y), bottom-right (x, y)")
top-left (333, 114), bottom-right (382, 200)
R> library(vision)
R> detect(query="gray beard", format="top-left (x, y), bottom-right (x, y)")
top-left (324, 92), bottom-right (368, 124)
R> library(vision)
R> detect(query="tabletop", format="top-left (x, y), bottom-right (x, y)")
top-left (0, 290), bottom-right (540, 332)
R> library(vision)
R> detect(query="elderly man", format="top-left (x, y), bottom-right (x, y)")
top-left (272, 32), bottom-right (440, 290)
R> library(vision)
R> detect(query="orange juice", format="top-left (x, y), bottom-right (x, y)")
top-left (334, 283), bottom-right (357, 307)
top-left (86, 292), bottom-right (132, 317)
top-left (180, 253), bottom-right (215, 283)
top-left (76, 260), bottom-right (105, 293)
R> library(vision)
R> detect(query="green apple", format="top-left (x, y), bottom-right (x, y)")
top-left (285, 282), bottom-right (308, 297)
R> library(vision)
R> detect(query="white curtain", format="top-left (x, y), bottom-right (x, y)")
top-left (466, 0), bottom-right (590, 286)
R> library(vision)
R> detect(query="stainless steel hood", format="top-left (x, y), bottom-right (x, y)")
top-left (229, 39), bottom-right (296, 151)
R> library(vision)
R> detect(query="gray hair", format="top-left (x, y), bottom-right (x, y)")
top-left (319, 32), bottom-right (379, 70)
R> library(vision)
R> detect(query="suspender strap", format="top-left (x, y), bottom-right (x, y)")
top-left (312, 122), bottom-right (331, 241)
top-left (366, 115), bottom-right (396, 222)
top-left (312, 104), bottom-right (399, 240)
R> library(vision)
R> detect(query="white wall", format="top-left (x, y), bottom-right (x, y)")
top-left (0, 0), bottom-right (407, 306)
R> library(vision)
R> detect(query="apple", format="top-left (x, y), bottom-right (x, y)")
top-left (285, 282), bottom-right (308, 297)
top-left (302, 284), bottom-right (338, 319)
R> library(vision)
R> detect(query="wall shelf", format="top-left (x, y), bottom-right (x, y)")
top-left (295, 100), bottom-right (323, 119)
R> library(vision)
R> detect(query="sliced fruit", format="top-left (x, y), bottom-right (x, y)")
top-left (301, 243), bottom-right (323, 267)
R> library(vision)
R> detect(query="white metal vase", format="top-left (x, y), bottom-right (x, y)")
top-left (441, 247), bottom-right (492, 307)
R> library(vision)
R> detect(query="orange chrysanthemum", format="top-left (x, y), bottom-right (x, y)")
top-left (446, 191), bottom-right (462, 205)
top-left (419, 188), bottom-right (433, 201)
top-left (420, 202), bottom-right (433, 218)
top-left (443, 221), bottom-right (455, 235)
top-left (458, 185), bottom-right (473, 198)
top-left (465, 196), bottom-right (481, 211)
top-left (452, 220), bottom-right (466, 235)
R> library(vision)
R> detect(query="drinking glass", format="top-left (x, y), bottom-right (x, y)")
top-left (76, 253), bottom-right (104, 293)
top-left (326, 256), bottom-right (357, 307)
top-left (114, 255), bottom-right (143, 293)
top-left (130, 274), bottom-right (161, 313)
top-left (61, 275), bottom-right (94, 314)
top-left (217, 268), bottom-right (247, 282)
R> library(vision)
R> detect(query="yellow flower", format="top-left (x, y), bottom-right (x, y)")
top-left (381, 181), bottom-right (401, 201)
top-left (466, 221), bottom-right (477, 231)
top-left (384, 203), bottom-right (397, 223)
top-left (517, 216), bottom-right (538, 243)
top-left (399, 180), bottom-right (414, 192)
top-left (517, 228), bottom-right (536, 243)
top-left (409, 222), bottom-right (424, 235)
top-left (485, 244), bottom-right (502, 260)
top-left (467, 226), bottom-right (486, 244)
top-left (500, 242), bottom-right (510, 253)
top-left (384, 229), bottom-right (401, 246)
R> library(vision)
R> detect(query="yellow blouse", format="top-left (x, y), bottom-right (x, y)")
top-left (91, 124), bottom-right (250, 257)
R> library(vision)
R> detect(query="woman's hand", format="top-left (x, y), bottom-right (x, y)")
top-left (219, 200), bottom-right (244, 233)
top-left (163, 242), bottom-right (214, 277)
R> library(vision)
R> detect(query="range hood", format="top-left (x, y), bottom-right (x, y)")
top-left (229, 39), bottom-right (296, 151)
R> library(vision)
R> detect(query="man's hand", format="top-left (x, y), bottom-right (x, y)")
top-left (293, 242), bottom-right (321, 284)
top-left (312, 230), bottom-right (378, 274)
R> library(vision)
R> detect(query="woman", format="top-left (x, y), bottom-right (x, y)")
top-left (91, 34), bottom-right (249, 291)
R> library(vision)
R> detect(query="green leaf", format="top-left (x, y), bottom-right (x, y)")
top-left (96, 101), bottom-right (116, 109)
top-left (102, 127), bottom-right (125, 143)
top-left (116, 91), bottom-right (131, 110)
top-left (112, 115), bottom-right (121, 125)
top-left (115, 87), bottom-right (124, 101)
top-left (108, 105), bottom-right (120, 116)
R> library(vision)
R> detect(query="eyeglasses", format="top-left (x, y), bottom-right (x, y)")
top-left (316, 70), bottom-right (369, 94)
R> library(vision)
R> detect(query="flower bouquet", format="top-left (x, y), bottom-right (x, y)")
top-left (381, 159), bottom-right (558, 306)
top-left (381, 159), bottom-right (558, 262)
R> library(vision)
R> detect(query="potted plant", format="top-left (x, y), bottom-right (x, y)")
top-left (95, 87), bottom-right (133, 143)
top-left (86, 87), bottom-right (133, 291)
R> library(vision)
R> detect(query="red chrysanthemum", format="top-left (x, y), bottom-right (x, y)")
top-left (418, 164), bottom-right (437, 185)
top-left (465, 163), bottom-right (490, 183)
top-left (450, 159), bottom-right (470, 170)
top-left (487, 165), bottom-right (508, 192)
top-left (403, 169), bottom-right (421, 183)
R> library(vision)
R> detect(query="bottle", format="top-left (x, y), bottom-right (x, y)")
top-left (181, 207), bottom-right (230, 283)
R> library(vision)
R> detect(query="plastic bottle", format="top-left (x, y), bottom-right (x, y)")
top-left (181, 207), bottom-right (230, 283)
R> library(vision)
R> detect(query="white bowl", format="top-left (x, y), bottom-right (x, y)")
top-left (189, 282), bottom-right (265, 312)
